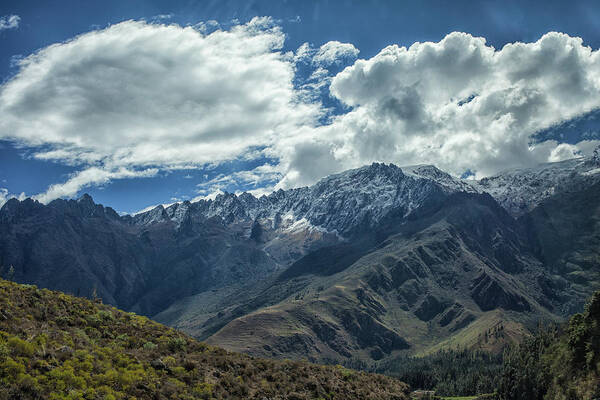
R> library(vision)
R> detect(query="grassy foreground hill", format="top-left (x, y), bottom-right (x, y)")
top-left (0, 279), bottom-right (409, 400)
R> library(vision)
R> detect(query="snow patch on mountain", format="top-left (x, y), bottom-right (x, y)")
top-left (471, 149), bottom-right (600, 216)
top-left (402, 164), bottom-right (478, 194)
top-left (132, 163), bottom-right (450, 236)
top-left (583, 168), bottom-right (600, 176)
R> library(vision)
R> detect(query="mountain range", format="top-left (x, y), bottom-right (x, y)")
top-left (1, 147), bottom-right (599, 366)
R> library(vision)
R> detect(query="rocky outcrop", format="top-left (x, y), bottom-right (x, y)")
top-left (470, 272), bottom-right (531, 312)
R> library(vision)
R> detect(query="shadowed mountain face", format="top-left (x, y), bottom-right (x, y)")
top-left (1, 154), bottom-right (600, 364)
top-left (0, 195), bottom-right (280, 316)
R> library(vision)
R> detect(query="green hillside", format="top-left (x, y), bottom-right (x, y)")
top-left (0, 279), bottom-right (409, 400)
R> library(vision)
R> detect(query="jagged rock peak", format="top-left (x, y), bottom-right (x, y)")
top-left (1, 194), bottom-right (119, 222)
top-left (130, 162), bottom-right (464, 233)
top-left (0, 197), bottom-right (31, 222)
top-left (319, 162), bottom-right (404, 183)
top-left (52, 194), bottom-right (120, 219)
top-left (0, 197), bottom-right (21, 212)
top-left (401, 164), bottom-right (478, 193)
top-left (75, 193), bottom-right (99, 216)
top-left (132, 204), bottom-right (169, 226)
top-left (77, 193), bottom-right (95, 204)
top-left (472, 149), bottom-right (600, 217)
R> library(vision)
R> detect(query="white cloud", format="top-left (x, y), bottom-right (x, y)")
top-left (294, 42), bottom-right (312, 62)
top-left (295, 41), bottom-right (359, 67)
top-left (313, 41), bottom-right (359, 66)
top-left (0, 15), bottom-right (20, 31)
top-left (289, 32), bottom-right (600, 183)
top-left (0, 18), bottom-right (321, 202)
top-left (193, 19), bottom-right (220, 33)
top-left (152, 14), bottom-right (173, 21)
top-left (193, 163), bottom-right (281, 197)
top-left (33, 167), bottom-right (158, 204)
top-left (548, 143), bottom-right (582, 162)
top-left (191, 189), bottom-right (225, 202)
top-left (0, 188), bottom-right (26, 208)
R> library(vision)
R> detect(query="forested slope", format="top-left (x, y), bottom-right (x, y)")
top-left (498, 291), bottom-right (600, 400)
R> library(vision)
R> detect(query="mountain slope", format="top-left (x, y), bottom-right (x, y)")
top-left (156, 151), bottom-right (600, 364)
top-left (0, 195), bottom-right (281, 317)
top-left (472, 149), bottom-right (600, 217)
top-left (521, 178), bottom-right (600, 315)
top-left (0, 163), bottom-right (461, 319)
top-left (0, 278), bottom-right (409, 400)
top-left (168, 192), bottom-right (556, 363)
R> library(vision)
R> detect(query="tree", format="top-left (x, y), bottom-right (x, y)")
top-left (7, 265), bottom-right (15, 280)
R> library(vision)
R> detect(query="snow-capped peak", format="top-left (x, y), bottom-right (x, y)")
top-left (132, 148), bottom-right (600, 231)
top-left (471, 148), bottom-right (600, 216)
top-left (401, 164), bottom-right (478, 194)
top-left (132, 162), bottom-right (452, 235)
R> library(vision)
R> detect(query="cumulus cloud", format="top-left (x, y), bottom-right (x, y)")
top-left (294, 42), bottom-right (313, 62)
top-left (0, 189), bottom-right (9, 207)
top-left (0, 18), bottom-right (321, 202)
top-left (0, 15), bottom-right (20, 31)
top-left (294, 40), bottom-right (359, 67)
top-left (293, 32), bottom-right (600, 182)
top-left (2, 24), bottom-right (600, 203)
top-left (312, 41), bottom-right (359, 66)
top-left (548, 143), bottom-right (582, 162)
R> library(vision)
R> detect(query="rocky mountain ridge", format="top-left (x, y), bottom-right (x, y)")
top-left (473, 151), bottom-right (600, 216)
top-left (130, 163), bottom-right (451, 236)
top-left (128, 147), bottom-right (600, 232)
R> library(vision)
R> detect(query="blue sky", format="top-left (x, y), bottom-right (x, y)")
top-left (1, 0), bottom-right (600, 213)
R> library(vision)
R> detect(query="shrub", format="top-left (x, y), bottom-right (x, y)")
top-left (143, 341), bottom-right (157, 350)
top-left (167, 337), bottom-right (187, 353)
top-left (7, 337), bottom-right (35, 357)
top-left (194, 382), bottom-right (213, 399)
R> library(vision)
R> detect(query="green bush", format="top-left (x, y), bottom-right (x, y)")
top-left (167, 337), bottom-right (187, 353)
top-left (7, 336), bottom-right (35, 357)
top-left (143, 341), bottom-right (157, 350)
